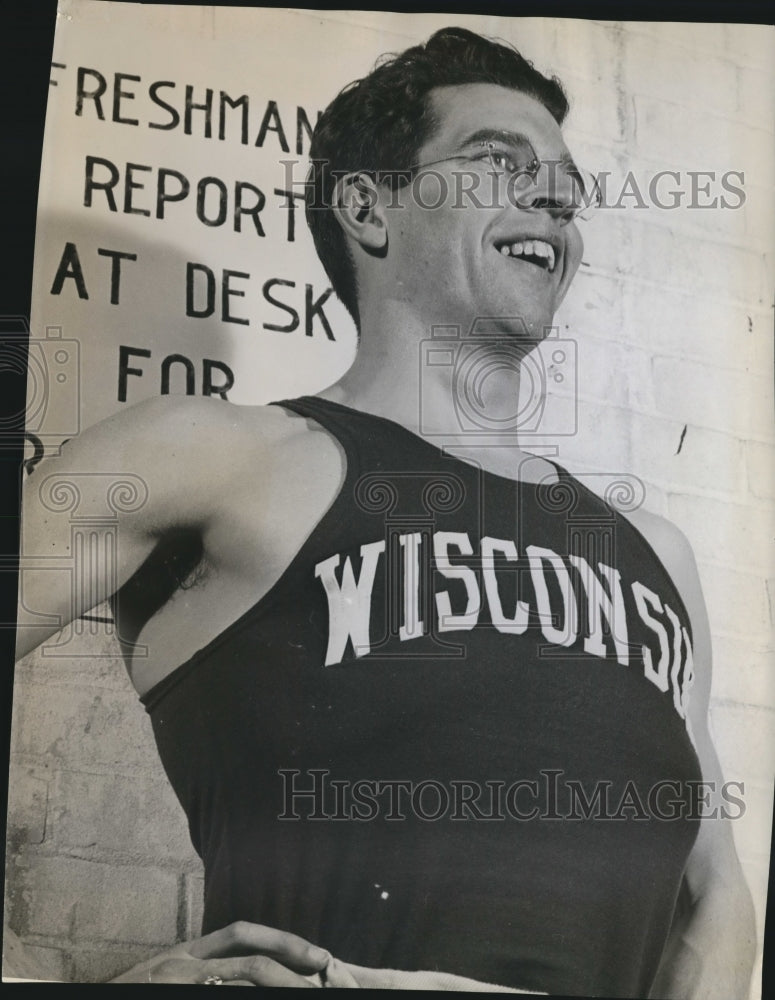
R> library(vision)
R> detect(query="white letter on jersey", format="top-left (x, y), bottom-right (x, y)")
top-left (526, 545), bottom-right (578, 647)
top-left (569, 557), bottom-right (630, 665)
top-left (679, 626), bottom-right (695, 724)
top-left (664, 603), bottom-right (692, 719)
top-left (434, 531), bottom-right (481, 631)
top-left (631, 581), bottom-right (670, 692)
top-left (481, 536), bottom-right (529, 634)
top-left (399, 532), bottom-right (425, 641)
top-left (314, 540), bottom-right (386, 666)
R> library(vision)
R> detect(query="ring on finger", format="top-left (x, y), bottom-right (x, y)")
top-left (202, 974), bottom-right (224, 985)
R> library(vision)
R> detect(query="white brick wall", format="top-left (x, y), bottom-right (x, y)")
top-left (7, 11), bottom-right (774, 996)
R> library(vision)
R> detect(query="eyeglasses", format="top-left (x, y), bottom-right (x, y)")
top-left (406, 137), bottom-right (602, 224)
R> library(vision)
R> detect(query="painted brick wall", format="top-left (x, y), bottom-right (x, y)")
top-left (6, 13), bottom-right (774, 994)
top-left (5, 632), bottom-right (204, 982)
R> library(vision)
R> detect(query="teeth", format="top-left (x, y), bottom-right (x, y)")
top-left (499, 238), bottom-right (556, 272)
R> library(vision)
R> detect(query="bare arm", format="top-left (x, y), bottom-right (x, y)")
top-left (15, 394), bottom-right (242, 661)
top-left (636, 516), bottom-right (756, 1000)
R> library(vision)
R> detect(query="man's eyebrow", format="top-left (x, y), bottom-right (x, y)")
top-left (457, 127), bottom-right (576, 168)
top-left (457, 127), bottom-right (532, 149)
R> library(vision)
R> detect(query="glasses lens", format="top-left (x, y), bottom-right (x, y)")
top-left (485, 140), bottom-right (601, 222)
top-left (486, 138), bottom-right (540, 188)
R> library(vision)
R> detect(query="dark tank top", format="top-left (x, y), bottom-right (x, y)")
top-left (141, 396), bottom-right (702, 998)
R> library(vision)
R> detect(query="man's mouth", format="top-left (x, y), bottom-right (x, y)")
top-left (496, 238), bottom-right (556, 273)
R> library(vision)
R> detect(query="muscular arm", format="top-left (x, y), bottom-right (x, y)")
top-left (633, 515), bottom-right (756, 1000)
top-left (15, 394), bottom-right (245, 662)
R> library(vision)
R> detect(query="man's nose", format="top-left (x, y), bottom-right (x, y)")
top-left (508, 160), bottom-right (579, 224)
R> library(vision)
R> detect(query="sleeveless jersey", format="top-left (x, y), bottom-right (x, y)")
top-left (141, 396), bottom-right (702, 998)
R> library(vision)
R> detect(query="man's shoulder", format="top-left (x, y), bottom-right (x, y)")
top-left (114, 394), bottom-right (291, 442)
top-left (624, 504), bottom-right (703, 618)
top-left (116, 394), bottom-right (343, 495)
top-left (63, 395), bottom-right (309, 470)
top-left (30, 397), bottom-right (325, 524)
top-left (625, 505), bottom-right (694, 566)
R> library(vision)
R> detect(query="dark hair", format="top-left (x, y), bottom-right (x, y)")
top-left (305, 27), bottom-right (568, 327)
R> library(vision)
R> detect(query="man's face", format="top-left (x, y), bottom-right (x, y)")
top-left (382, 83), bottom-right (585, 341)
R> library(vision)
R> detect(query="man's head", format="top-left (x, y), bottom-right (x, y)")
top-left (306, 27), bottom-right (585, 337)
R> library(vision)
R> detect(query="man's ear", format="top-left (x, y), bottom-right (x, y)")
top-left (332, 172), bottom-right (388, 251)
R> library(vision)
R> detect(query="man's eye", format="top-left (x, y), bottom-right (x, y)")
top-left (489, 151), bottom-right (514, 170)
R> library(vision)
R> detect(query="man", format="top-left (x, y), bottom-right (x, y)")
top-left (13, 27), bottom-right (755, 995)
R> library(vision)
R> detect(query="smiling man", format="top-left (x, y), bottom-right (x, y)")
top-left (14, 27), bottom-right (755, 996)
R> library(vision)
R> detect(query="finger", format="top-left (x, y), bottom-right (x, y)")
top-left (190, 921), bottom-right (329, 973)
top-left (203, 955), bottom-right (319, 987)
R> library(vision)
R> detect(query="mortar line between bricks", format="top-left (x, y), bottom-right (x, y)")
top-left (624, 94), bottom-right (773, 135)
top-left (690, 562), bottom-right (772, 579)
top-left (622, 23), bottom-right (773, 60)
top-left (666, 533), bottom-right (775, 554)
top-left (599, 218), bottom-right (775, 257)
top-left (706, 636), bottom-right (773, 650)
top-left (594, 194), bottom-right (775, 230)
top-left (606, 218), bottom-right (775, 258)
top-left (710, 697), bottom-right (775, 712)
top-left (557, 125), bottom-right (628, 148)
top-left (577, 272), bottom-right (770, 310)
top-left (8, 757), bottom-right (169, 782)
top-left (596, 145), bottom-right (775, 183)
top-left (8, 844), bottom-right (200, 866)
top-left (516, 455), bottom-right (760, 489)
top-left (666, 491), bottom-right (775, 510)
top-left (176, 872), bottom-right (188, 941)
top-left (580, 261), bottom-right (771, 293)
top-left (570, 394), bottom-right (771, 436)
top-left (627, 90), bottom-right (775, 135)
top-left (545, 396), bottom-right (769, 440)
top-left (583, 345), bottom-right (771, 380)
top-left (521, 390), bottom-right (764, 428)
top-left (8, 755), bottom-right (163, 778)
top-left (559, 342), bottom-right (772, 381)
top-left (581, 273), bottom-right (775, 306)
top-left (711, 628), bottom-right (775, 644)
top-left (710, 636), bottom-right (775, 654)
top-left (739, 855), bottom-right (774, 871)
top-left (668, 494), bottom-right (775, 511)
top-left (738, 779), bottom-right (775, 794)
top-left (22, 932), bottom-right (182, 950)
top-left (606, 23), bottom-right (750, 62)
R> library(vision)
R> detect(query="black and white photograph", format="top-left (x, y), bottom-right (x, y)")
top-left (2, 2), bottom-right (774, 995)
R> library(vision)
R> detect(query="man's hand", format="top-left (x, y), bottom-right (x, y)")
top-left (108, 921), bottom-right (330, 986)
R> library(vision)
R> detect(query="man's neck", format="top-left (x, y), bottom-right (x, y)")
top-left (317, 304), bottom-right (559, 484)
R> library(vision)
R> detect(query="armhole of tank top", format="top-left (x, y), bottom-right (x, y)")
top-left (616, 506), bottom-right (695, 647)
top-left (269, 396), bottom-right (364, 491)
top-left (563, 469), bottom-right (696, 647)
top-left (140, 398), bottom-right (358, 711)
